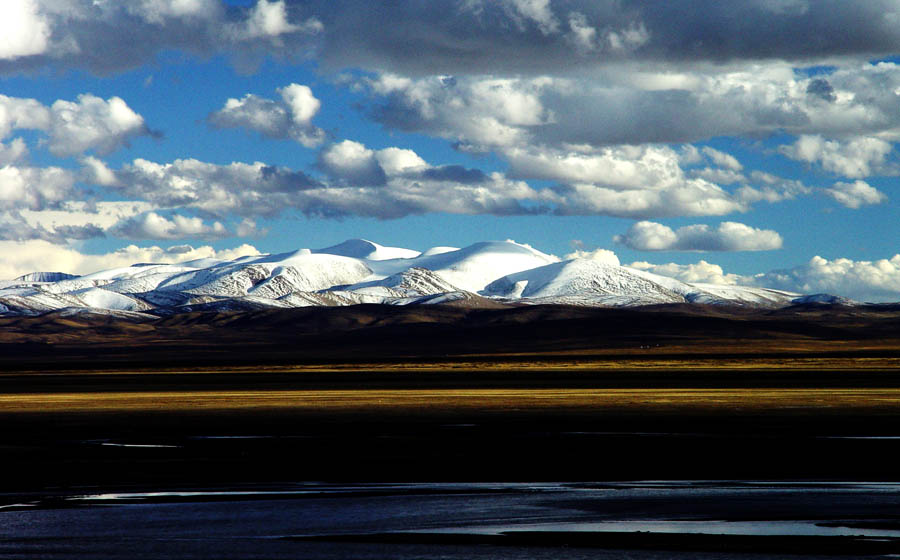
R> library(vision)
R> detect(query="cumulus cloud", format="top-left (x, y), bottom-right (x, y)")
top-left (10, 3), bottom-right (900, 155)
top-left (750, 255), bottom-right (900, 302)
top-left (0, 240), bottom-right (260, 280)
top-left (503, 144), bottom-right (751, 218)
top-left (633, 253), bottom-right (900, 302)
top-left (48, 94), bottom-right (150, 156)
top-left (692, 167), bottom-right (746, 185)
top-left (0, 94), bottom-right (51, 138)
top-left (4, 200), bottom-right (150, 243)
top-left (19, 200), bottom-right (155, 233)
top-left (683, 146), bottom-right (748, 184)
top-left (506, 144), bottom-right (685, 187)
top-left (80, 155), bottom-right (118, 186)
top-left (234, 0), bottom-right (322, 41)
top-left (235, 218), bottom-right (267, 237)
top-left (0, 0), bottom-right (322, 75)
top-left (127, 0), bottom-right (220, 24)
top-left (111, 211), bottom-right (229, 240)
top-left (359, 61), bottom-right (900, 153)
top-left (0, 93), bottom-right (149, 156)
top-left (0, 210), bottom-right (105, 244)
top-left (615, 221), bottom-right (783, 252)
top-left (824, 180), bottom-right (888, 209)
top-left (208, 83), bottom-right (325, 147)
top-left (0, 0), bottom-right (50, 60)
top-left (111, 158), bottom-right (316, 217)
top-left (102, 147), bottom-right (547, 220)
top-left (628, 260), bottom-right (741, 285)
top-left (734, 171), bottom-right (813, 204)
top-left (317, 140), bottom-right (386, 185)
top-left (0, 139), bottom-right (29, 166)
top-left (701, 146), bottom-right (742, 171)
top-left (563, 247), bottom-right (620, 266)
top-left (299, 1), bottom-right (900, 76)
top-left (551, 181), bottom-right (743, 219)
top-left (0, 164), bottom-right (75, 211)
top-left (366, 74), bottom-right (553, 151)
top-left (780, 135), bottom-right (894, 178)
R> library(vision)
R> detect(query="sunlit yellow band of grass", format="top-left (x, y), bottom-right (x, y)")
top-left (4, 388), bottom-right (900, 414)
top-left (2, 356), bottom-right (898, 378)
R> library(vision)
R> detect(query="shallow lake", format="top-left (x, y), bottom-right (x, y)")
top-left (5, 481), bottom-right (900, 558)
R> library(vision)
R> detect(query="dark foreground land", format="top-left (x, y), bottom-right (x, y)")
top-left (3, 303), bottom-right (900, 557)
top-left (1, 302), bottom-right (899, 489)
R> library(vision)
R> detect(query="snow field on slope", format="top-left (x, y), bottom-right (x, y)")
top-left (483, 259), bottom-right (686, 303)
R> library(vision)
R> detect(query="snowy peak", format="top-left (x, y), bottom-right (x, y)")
top-left (791, 293), bottom-right (857, 306)
top-left (13, 272), bottom-right (79, 283)
top-left (315, 238), bottom-right (420, 261)
top-left (484, 258), bottom-right (687, 305)
top-left (409, 240), bottom-right (560, 292)
top-left (348, 267), bottom-right (462, 298)
top-left (0, 238), bottom-right (859, 317)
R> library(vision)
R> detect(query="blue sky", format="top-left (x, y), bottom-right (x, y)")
top-left (0, 0), bottom-right (898, 301)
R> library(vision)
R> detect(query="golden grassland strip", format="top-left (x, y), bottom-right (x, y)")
top-left (4, 388), bottom-right (900, 414)
top-left (1, 357), bottom-right (899, 377)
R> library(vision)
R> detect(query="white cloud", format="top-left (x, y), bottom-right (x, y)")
top-left (48, 94), bottom-right (148, 157)
top-left (0, 93), bottom-right (148, 157)
top-left (504, 144), bottom-right (751, 218)
top-left (0, 0), bottom-right (50, 60)
top-left (373, 147), bottom-right (427, 175)
top-left (632, 252), bottom-right (900, 302)
top-left (237, 0), bottom-right (320, 40)
top-left (128, 0), bottom-right (219, 23)
top-left (0, 0), bottom-right (322, 75)
top-left (505, 0), bottom-right (559, 34)
top-left (551, 180), bottom-right (744, 219)
top-left (750, 255), bottom-right (900, 302)
top-left (0, 209), bottom-right (107, 244)
top-left (80, 155), bottom-right (118, 186)
top-left (19, 200), bottom-right (153, 231)
top-left (235, 218), bottom-right (266, 237)
top-left (506, 144), bottom-right (683, 188)
top-left (563, 247), bottom-right (620, 266)
top-left (566, 12), bottom-right (597, 53)
top-left (105, 146), bottom-right (548, 220)
top-left (701, 146), bottom-right (743, 171)
top-left (0, 164), bottom-right (74, 210)
top-left (358, 61), bottom-right (900, 154)
top-left (628, 260), bottom-right (741, 285)
top-left (318, 140), bottom-right (385, 184)
top-left (111, 211), bottom-right (228, 240)
top-left (0, 95), bottom-right (51, 139)
top-left (615, 221), bottom-right (783, 252)
top-left (734, 171), bottom-right (813, 204)
top-left (824, 180), bottom-right (888, 208)
top-left (0, 240), bottom-right (260, 280)
top-left (112, 157), bottom-right (296, 217)
top-left (691, 167), bottom-right (746, 185)
top-left (0, 139), bottom-right (29, 166)
top-left (366, 74), bottom-right (553, 151)
top-left (209, 83), bottom-right (325, 147)
top-left (1, 200), bottom-right (152, 244)
top-left (779, 135), bottom-right (894, 178)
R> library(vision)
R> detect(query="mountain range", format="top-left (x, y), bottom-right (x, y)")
top-left (0, 238), bottom-right (853, 319)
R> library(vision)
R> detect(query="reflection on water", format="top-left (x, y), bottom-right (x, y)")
top-left (422, 519), bottom-right (900, 537)
top-left (4, 481), bottom-right (900, 559)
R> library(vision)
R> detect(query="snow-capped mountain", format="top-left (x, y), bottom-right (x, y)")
top-left (0, 238), bottom-right (848, 318)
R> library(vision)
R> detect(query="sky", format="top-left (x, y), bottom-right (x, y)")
top-left (0, 0), bottom-right (898, 302)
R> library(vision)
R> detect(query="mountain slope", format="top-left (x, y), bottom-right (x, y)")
top-left (0, 238), bottom-right (857, 317)
top-left (484, 259), bottom-right (686, 304)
